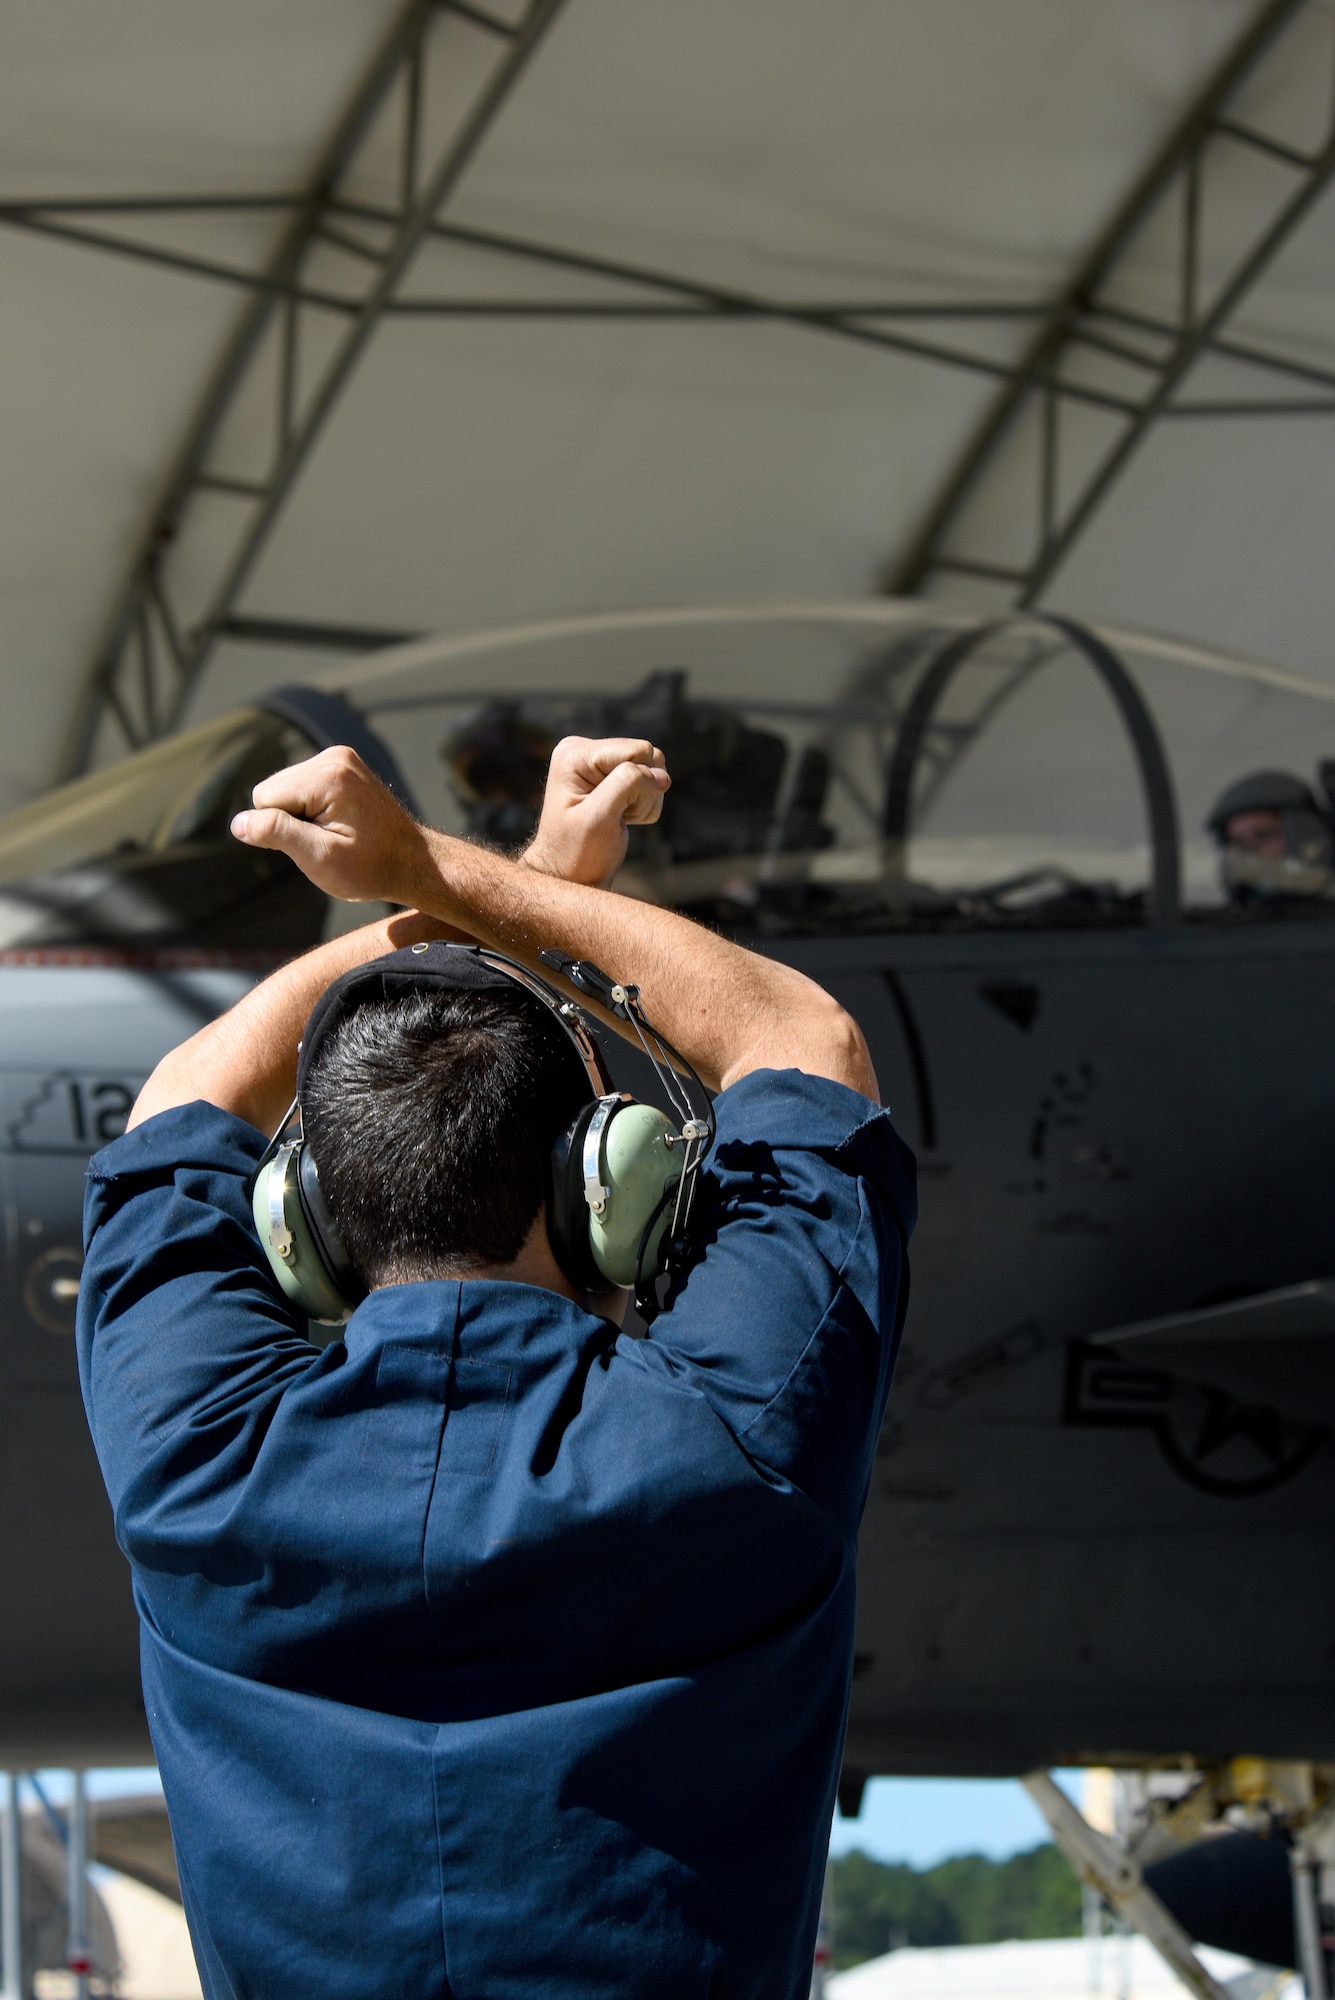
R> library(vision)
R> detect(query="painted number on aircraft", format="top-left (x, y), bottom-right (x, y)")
top-left (66, 1079), bottom-right (135, 1145)
top-left (5, 1073), bottom-right (142, 1153)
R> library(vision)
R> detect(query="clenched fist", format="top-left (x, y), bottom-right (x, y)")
top-left (230, 734), bottom-right (671, 905)
top-left (524, 736), bottom-right (669, 888)
top-left (231, 745), bottom-right (426, 906)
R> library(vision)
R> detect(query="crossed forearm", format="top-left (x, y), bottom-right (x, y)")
top-left (132, 732), bottom-right (874, 1135)
top-left (398, 830), bottom-right (874, 1098)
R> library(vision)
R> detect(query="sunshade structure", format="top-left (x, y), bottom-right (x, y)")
top-left (824, 1934), bottom-right (1284, 1998)
top-left (2, 0), bottom-right (1334, 811)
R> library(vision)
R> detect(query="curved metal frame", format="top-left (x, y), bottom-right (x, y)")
top-left (887, 0), bottom-right (1335, 604)
top-left (1, 1), bottom-right (1327, 771)
top-left (51, 0), bottom-right (568, 781)
top-left (882, 614), bottom-right (1182, 927)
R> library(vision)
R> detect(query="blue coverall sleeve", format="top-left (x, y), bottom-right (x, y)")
top-left (634, 1068), bottom-right (917, 1539)
top-left (79, 1104), bottom-right (457, 1701)
top-left (77, 1104), bottom-right (324, 1535)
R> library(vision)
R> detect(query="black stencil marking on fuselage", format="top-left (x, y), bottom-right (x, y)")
top-left (1063, 1339), bottom-right (1325, 1498)
top-left (978, 979), bottom-right (1041, 1033)
top-left (917, 1321), bottom-right (1046, 1410)
top-left (1028, 1061), bottom-right (1097, 1168)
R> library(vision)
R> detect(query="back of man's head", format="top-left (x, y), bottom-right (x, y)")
top-left (302, 987), bottom-right (590, 1289)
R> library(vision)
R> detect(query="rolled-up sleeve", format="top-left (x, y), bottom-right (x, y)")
top-left (636, 1069), bottom-right (917, 1539)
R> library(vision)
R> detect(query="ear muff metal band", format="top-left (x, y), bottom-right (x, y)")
top-left (251, 940), bottom-right (715, 1329)
top-left (536, 947), bottom-right (714, 1292)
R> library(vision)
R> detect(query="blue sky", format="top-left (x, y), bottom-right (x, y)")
top-left (30, 1767), bottom-right (162, 1805)
top-left (33, 1767), bottom-right (1083, 1872)
top-left (830, 1772), bottom-right (1084, 1869)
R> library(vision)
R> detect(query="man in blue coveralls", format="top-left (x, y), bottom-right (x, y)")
top-left (78, 732), bottom-right (916, 2000)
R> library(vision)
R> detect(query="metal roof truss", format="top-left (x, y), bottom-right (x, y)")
top-left (1, 0), bottom-right (1334, 770)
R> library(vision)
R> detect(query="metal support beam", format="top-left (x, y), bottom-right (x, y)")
top-left (67, 1772), bottom-right (89, 2000)
top-left (22, 186), bottom-right (1335, 398)
top-left (885, 0), bottom-right (1329, 601)
top-left (0, 1774), bottom-right (20, 2000)
top-left (1022, 1771), bottom-right (1231, 2000)
top-left (1292, 1844), bottom-right (1329, 1999)
top-left (55, 0), bottom-right (567, 780)
top-left (218, 612), bottom-right (422, 653)
top-left (1, 0), bottom-right (1331, 768)
top-left (0, 199), bottom-right (1150, 407)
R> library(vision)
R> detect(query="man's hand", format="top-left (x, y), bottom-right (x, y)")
top-left (231, 746), bottom-right (427, 907)
top-left (524, 737), bottom-right (669, 888)
top-left (232, 736), bottom-right (637, 929)
top-left (231, 735), bottom-right (670, 904)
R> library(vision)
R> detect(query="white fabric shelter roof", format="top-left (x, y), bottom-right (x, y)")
top-left (826, 1934), bottom-right (1293, 1999)
top-left (2, 0), bottom-right (1334, 810)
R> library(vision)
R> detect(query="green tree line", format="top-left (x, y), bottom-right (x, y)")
top-left (831, 1843), bottom-right (1083, 1970)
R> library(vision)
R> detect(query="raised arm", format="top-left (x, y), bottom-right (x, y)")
top-left (232, 744), bottom-right (876, 1100)
top-left (129, 736), bottom-right (680, 1134)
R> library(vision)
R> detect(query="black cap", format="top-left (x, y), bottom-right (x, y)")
top-left (296, 942), bottom-right (586, 1100)
top-left (1206, 770), bottom-right (1322, 837)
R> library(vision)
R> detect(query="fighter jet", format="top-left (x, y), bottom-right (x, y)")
top-left (3, 602), bottom-right (1334, 1806)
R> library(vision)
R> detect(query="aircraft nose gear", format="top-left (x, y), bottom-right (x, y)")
top-left (1030, 1760), bottom-right (1335, 1999)
top-left (1022, 1773), bottom-right (1233, 2000)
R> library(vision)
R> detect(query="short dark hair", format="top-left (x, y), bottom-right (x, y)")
top-left (302, 987), bottom-right (590, 1288)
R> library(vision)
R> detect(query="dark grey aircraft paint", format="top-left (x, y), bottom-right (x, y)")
top-left (2, 607), bottom-right (1332, 1777)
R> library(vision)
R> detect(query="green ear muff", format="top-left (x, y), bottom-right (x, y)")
top-left (252, 1143), bottom-right (358, 1326)
top-left (253, 941), bottom-right (715, 1329)
top-left (548, 1095), bottom-right (681, 1296)
top-left (584, 1098), bottom-right (680, 1290)
top-left (258, 1096), bottom-right (683, 1320)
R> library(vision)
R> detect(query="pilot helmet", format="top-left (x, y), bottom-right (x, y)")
top-left (442, 704), bottom-right (555, 849)
top-left (1207, 768), bottom-right (1335, 899)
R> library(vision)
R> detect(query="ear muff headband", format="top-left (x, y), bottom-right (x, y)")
top-left (251, 942), bottom-right (713, 1328)
top-left (537, 947), bottom-right (716, 1301)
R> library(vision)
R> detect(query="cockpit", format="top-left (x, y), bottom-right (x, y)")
top-left (1, 605), bottom-right (1334, 956)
